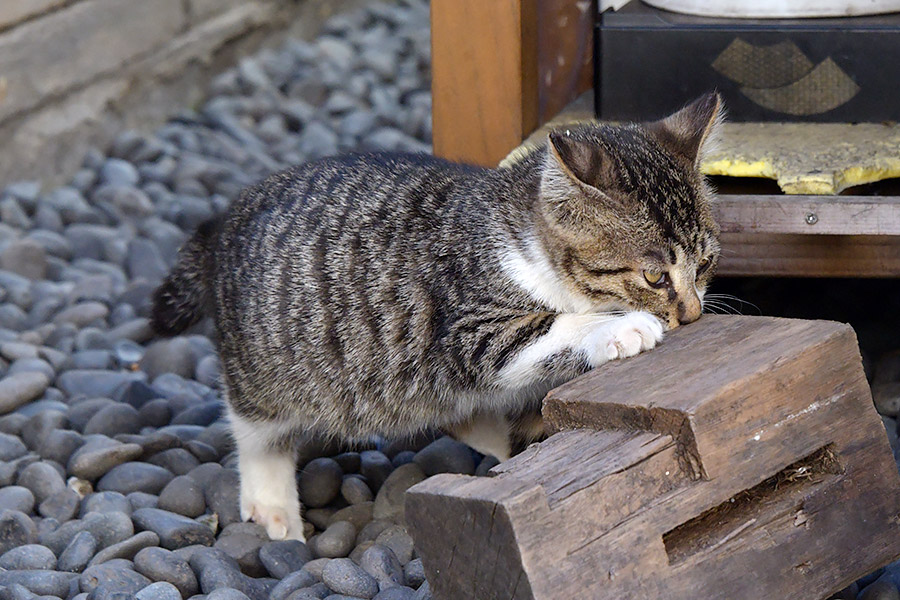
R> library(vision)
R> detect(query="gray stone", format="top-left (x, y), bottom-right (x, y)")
top-left (860, 575), bottom-right (900, 600)
top-left (299, 458), bottom-right (343, 508)
top-left (20, 409), bottom-right (67, 451)
top-left (372, 464), bottom-right (424, 523)
top-left (171, 400), bottom-right (222, 427)
top-left (0, 341), bottom-right (38, 361)
top-left (214, 522), bottom-right (270, 577)
top-left (413, 437), bottom-right (475, 476)
top-left (0, 430), bottom-right (27, 460)
top-left (17, 460), bottom-right (66, 503)
top-left (67, 350), bottom-right (113, 370)
top-left (157, 474), bottom-right (206, 517)
top-left (360, 545), bottom-right (405, 590)
top-left (259, 539), bottom-right (313, 579)
top-left (147, 447), bottom-right (200, 476)
top-left (359, 451), bottom-right (393, 492)
top-left (0, 372), bottom-right (50, 414)
top-left (0, 570), bottom-right (78, 597)
top-left (0, 303), bottom-right (27, 331)
top-left (374, 526), bottom-right (414, 565)
top-left (341, 476), bottom-right (373, 505)
top-left (333, 452), bottom-right (360, 474)
top-left (128, 491), bottom-right (159, 510)
top-left (88, 530), bottom-right (161, 566)
top-left (0, 240), bottom-right (47, 280)
top-left (127, 238), bottom-right (168, 282)
top-left (0, 543), bottom-right (57, 570)
top-left (80, 490), bottom-right (132, 517)
top-left (314, 521), bottom-right (356, 559)
top-left (37, 488), bottom-right (80, 522)
top-left (53, 301), bottom-right (109, 327)
top-left (80, 560), bottom-right (152, 595)
top-left (100, 159), bottom-right (140, 186)
top-left (41, 510), bottom-right (133, 555)
top-left (68, 438), bottom-right (143, 481)
top-left (190, 547), bottom-right (268, 600)
top-left (270, 570), bottom-right (318, 600)
top-left (373, 587), bottom-right (417, 600)
top-left (97, 462), bottom-right (174, 495)
top-left (132, 507), bottom-right (215, 549)
top-left (83, 403), bottom-right (142, 436)
top-left (134, 546), bottom-right (199, 598)
top-left (413, 580), bottom-right (431, 600)
top-left (138, 399), bottom-right (171, 428)
top-left (403, 559), bottom-right (425, 589)
top-left (204, 467), bottom-right (241, 528)
top-left (57, 370), bottom-right (143, 398)
top-left (329, 502), bottom-right (373, 530)
top-left (0, 485), bottom-right (34, 513)
top-left (135, 581), bottom-right (183, 600)
top-left (0, 509), bottom-right (36, 554)
top-left (57, 531), bottom-right (97, 573)
top-left (321, 558), bottom-right (379, 599)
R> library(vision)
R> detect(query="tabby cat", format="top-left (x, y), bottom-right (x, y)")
top-left (151, 93), bottom-right (723, 541)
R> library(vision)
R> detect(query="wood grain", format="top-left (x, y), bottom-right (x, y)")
top-left (712, 195), bottom-right (900, 236)
top-left (431, 0), bottom-right (537, 167)
top-left (430, 0), bottom-right (593, 167)
top-left (406, 316), bottom-right (900, 600)
top-left (718, 233), bottom-right (900, 277)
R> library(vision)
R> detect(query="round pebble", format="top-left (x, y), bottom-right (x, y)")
top-left (315, 521), bottom-right (357, 558)
top-left (321, 558), bottom-right (379, 599)
top-left (299, 458), bottom-right (344, 508)
top-left (133, 546), bottom-right (199, 598)
top-left (0, 543), bottom-right (58, 570)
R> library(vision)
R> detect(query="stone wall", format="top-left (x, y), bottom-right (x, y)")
top-left (0, 0), bottom-right (363, 188)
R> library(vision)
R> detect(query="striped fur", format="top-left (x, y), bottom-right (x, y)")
top-left (152, 94), bottom-right (723, 540)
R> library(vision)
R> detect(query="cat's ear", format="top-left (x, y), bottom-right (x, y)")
top-left (546, 130), bottom-right (619, 193)
top-left (649, 92), bottom-right (724, 167)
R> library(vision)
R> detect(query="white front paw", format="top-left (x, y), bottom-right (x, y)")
top-left (586, 312), bottom-right (664, 365)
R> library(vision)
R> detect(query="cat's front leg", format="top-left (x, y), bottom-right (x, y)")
top-left (580, 311), bottom-right (665, 365)
top-left (496, 311), bottom-right (664, 388)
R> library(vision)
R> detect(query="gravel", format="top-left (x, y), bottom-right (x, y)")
top-left (3, 0), bottom-right (892, 597)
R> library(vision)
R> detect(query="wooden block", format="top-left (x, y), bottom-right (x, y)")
top-left (406, 316), bottom-right (900, 600)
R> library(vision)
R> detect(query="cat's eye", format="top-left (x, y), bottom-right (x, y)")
top-left (643, 270), bottom-right (667, 288)
top-left (697, 257), bottom-right (712, 275)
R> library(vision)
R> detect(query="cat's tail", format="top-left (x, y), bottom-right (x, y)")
top-left (150, 219), bottom-right (220, 336)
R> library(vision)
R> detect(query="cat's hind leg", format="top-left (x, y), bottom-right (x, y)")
top-left (447, 411), bottom-right (512, 462)
top-left (228, 410), bottom-right (306, 541)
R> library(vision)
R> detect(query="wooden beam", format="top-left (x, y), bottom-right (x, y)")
top-left (430, 0), bottom-right (594, 167)
top-left (718, 233), bottom-right (900, 278)
top-left (712, 195), bottom-right (900, 236)
top-left (407, 316), bottom-right (900, 600)
top-left (431, 0), bottom-right (538, 167)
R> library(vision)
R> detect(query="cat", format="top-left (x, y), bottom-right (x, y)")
top-left (151, 92), bottom-right (723, 541)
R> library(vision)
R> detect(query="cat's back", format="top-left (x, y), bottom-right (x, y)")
top-left (224, 152), bottom-right (485, 235)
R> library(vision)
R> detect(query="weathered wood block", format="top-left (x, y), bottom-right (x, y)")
top-left (406, 315), bottom-right (900, 599)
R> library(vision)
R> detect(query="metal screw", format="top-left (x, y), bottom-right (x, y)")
top-left (805, 213), bottom-right (818, 225)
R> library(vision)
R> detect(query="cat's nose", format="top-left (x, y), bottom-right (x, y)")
top-left (677, 298), bottom-right (701, 325)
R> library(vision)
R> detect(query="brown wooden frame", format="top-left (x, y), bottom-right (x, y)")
top-left (430, 0), bottom-right (593, 167)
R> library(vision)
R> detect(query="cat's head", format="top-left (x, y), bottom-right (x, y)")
top-left (537, 93), bottom-right (722, 330)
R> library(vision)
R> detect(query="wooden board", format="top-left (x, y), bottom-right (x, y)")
top-left (719, 233), bottom-right (900, 278)
top-left (430, 0), bottom-right (592, 168)
top-left (406, 316), bottom-right (900, 600)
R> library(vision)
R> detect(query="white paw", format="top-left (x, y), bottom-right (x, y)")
top-left (585, 312), bottom-right (664, 365)
top-left (241, 495), bottom-right (306, 542)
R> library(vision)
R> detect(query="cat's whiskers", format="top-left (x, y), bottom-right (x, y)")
top-left (704, 293), bottom-right (761, 315)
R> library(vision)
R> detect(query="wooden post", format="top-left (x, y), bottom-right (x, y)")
top-left (430, 0), bottom-right (593, 167)
top-left (406, 316), bottom-right (900, 600)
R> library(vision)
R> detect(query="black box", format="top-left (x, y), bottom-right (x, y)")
top-left (596, 2), bottom-right (900, 122)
